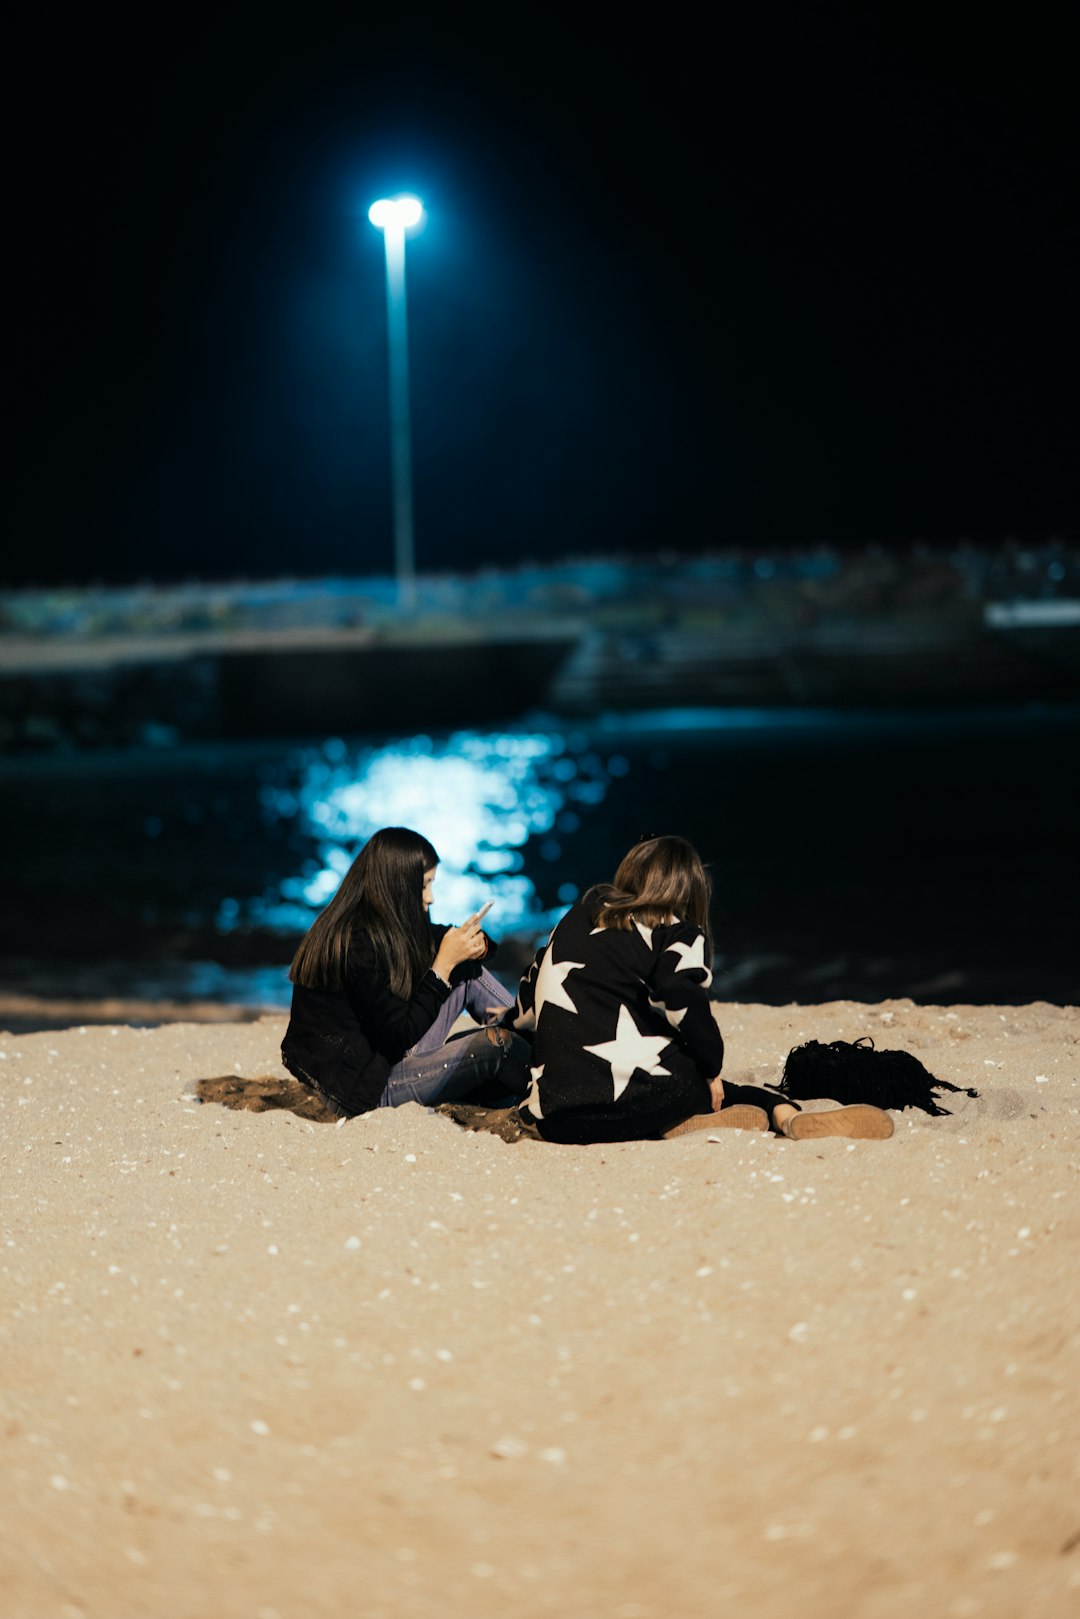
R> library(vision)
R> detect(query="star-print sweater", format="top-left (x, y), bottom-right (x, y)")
top-left (506, 894), bottom-right (724, 1143)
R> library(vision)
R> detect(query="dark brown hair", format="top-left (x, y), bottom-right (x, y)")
top-left (289, 827), bottom-right (439, 998)
top-left (589, 834), bottom-right (713, 957)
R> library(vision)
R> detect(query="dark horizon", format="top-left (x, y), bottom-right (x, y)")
top-left (10, 1), bottom-right (1078, 587)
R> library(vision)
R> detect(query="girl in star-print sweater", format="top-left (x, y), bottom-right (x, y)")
top-left (506, 835), bottom-right (727, 1143)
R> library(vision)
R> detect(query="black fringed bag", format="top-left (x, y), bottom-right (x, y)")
top-left (779, 1036), bottom-right (979, 1116)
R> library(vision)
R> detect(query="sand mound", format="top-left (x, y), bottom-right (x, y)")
top-left (195, 1072), bottom-right (341, 1123)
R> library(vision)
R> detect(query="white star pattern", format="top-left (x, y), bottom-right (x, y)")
top-left (665, 934), bottom-right (711, 984)
top-left (589, 903), bottom-right (613, 936)
top-left (584, 1004), bottom-right (671, 1101)
top-left (534, 953), bottom-right (585, 1018)
top-left (589, 918), bottom-right (657, 946)
top-left (524, 1064), bottom-right (545, 1119)
top-left (648, 996), bottom-right (687, 1029)
top-left (513, 997), bottom-right (537, 1033)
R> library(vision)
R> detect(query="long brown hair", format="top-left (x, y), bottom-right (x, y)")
top-left (289, 827), bottom-right (439, 998)
top-left (589, 834), bottom-right (713, 957)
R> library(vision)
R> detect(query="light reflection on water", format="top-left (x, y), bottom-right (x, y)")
top-left (218, 729), bottom-right (628, 936)
top-left (4, 703), bottom-right (1076, 1017)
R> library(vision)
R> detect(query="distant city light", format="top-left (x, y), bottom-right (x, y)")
top-left (368, 195), bottom-right (424, 230)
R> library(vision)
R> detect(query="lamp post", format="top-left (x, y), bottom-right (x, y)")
top-left (368, 194), bottom-right (424, 610)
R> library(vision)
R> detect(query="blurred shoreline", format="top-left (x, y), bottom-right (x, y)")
top-left (2, 943), bottom-right (1073, 1035)
top-left (2, 544), bottom-right (1077, 750)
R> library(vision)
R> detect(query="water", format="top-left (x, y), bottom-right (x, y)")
top-left (2, 704), bottom-right (1077, 1016)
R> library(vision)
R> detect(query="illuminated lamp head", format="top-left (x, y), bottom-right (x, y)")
top-left (368, 196), bottom-right (424, 230)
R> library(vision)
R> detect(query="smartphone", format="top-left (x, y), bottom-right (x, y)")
top-left (469, 900), bottom-right (494, 924)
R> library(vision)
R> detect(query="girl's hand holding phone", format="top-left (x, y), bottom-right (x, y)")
top-left (433, 901), bottom-right (493, 976)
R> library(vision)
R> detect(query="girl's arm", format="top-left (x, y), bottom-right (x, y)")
top-left (344, 920), bottom-right (488, 1054)
top-left (344, 935), bottom-right (451, 1055)
top-left (646, 923), bottom-right (725, 1078)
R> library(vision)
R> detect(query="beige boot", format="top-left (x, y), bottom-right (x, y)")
top-left (781, 1104), bottom-right (894, 1141)
top-left (664, 1105), bottom-right (770, 1139)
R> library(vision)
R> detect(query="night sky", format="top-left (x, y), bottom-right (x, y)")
top-left (11, 1), bottom-right (1078, 586)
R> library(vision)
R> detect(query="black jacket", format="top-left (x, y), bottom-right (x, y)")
top-left (281, 924), bottom-right (490, 1116)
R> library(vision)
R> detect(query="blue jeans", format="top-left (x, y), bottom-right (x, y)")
top-left (377, 967), bottom-right (531, 1109)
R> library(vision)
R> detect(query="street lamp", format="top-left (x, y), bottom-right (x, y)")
top-left (368, 194), bottom-right (424, 609)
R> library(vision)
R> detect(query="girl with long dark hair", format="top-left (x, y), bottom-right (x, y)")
top-left (486, 835), bottom-right (892, 1144)
top-left (281, 826), bottom-right (530, 1117)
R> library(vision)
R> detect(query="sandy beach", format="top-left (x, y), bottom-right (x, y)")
top-left (2, 998), bottom-right (1077, 1619)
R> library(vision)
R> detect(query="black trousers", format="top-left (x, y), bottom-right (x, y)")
top-left (534, 1079), bottom-right (796, 1145)
top-left (717, 1081), bottom-right (796, 1129)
